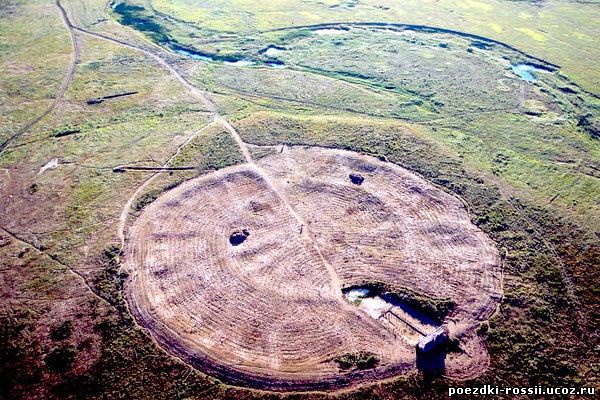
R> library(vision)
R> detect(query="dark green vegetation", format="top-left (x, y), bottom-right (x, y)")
top-left (1, 0), bottom-right (598, 399)
top-left (113, 3), bottom-right (169, 43)
top-left (333, 352), bottom-right (379, 371)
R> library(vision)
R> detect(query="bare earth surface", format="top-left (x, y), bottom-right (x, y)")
top-left (125, 146), bottom-right (502, 390)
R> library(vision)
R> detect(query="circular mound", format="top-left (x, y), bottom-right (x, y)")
top-left (125, 147), bottom-right (502, 390)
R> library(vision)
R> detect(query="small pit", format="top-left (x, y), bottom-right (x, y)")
top-left (229, 229), bottom-right (250, 246)
top-left (349, 173), bottom-right (364, 185)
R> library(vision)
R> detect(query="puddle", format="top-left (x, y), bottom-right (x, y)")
top-left (349, 173), bottom-right (364, 185)
top-left (262, 46), bottom-right (285, 57)
top-left (172, 46), bottom-right (259, 67)
top-left (172, 47), bottom-right (215, 62)
top-left (314, 28), bottom-right (347, 35)
top-left (223, 59), bottom-right (256, 67)
top-left (511, 63), bottom-right (552, 82)
top-left (343, 286), bottom-right (439, 345)
top-left (230, 229), bottom-right (250, 246)
top-left (356, 296), bottom-right (391, 319)
top-left (344, 287), bottom-right (370, 302)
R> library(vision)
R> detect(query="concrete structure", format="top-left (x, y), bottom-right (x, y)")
top-left (417, 326), bottom-right (448, 353)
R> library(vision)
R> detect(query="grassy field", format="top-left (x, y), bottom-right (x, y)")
top-left (148, 0), bottom-right (600, 94)
top-left (0, 0), bottom-right (72, 144)
top-left (205, 25), bottom-right (599, 232)
top-left (1, 0), bottom-right (599, 399)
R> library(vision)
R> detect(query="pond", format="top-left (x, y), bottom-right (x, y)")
top-left (344, 287), bottom-right (371, 302)
top-left (263, 46), bottom-right (285, 57)
top-left (223, 59), bottom-right (256, 67)
top-left (512, 63), bottom-right (551, 82)
top-left (172, 47), bottom-right (214, 62)
top-left (172, 46), bottom-right (269, 67)
top-left (342, 285), bottom-right (439, 345)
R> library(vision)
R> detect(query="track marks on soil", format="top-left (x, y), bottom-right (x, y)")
top-left (0, 0), bottom-right (81, 155)
top-left (125, 147), bottom-right (502, 390)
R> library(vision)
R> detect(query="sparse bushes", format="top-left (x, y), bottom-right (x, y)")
top-left (134, 180), bottom-right (187, 213)
top-left (476, 209), bottom-right (508, 232)
top-left (133, 189), bottom-right (161, 212)
top-left (334, 352), bottom-right (379, 370)
top-left (576, 113), bottom-right (599, 138)
top-left (51, 125), bottom-right (80, 137)
top-left (94, 245), bottom-right (127, 311)
top-left (0, 313), bottom-right (43, 397)
top-left (276, 29), bottom-right (312, 44)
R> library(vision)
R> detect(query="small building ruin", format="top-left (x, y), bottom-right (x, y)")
top-left (416, 326), bottom-right (448, 353)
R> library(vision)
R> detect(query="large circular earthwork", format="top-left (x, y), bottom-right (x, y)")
top-left (125, 146), bottom-right (502, 390)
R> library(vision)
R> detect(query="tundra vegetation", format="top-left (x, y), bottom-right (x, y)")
top-left (0, 0), bottom-right (598, 399)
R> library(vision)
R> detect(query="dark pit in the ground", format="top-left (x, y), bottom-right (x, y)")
top-left (349, 173), bottom-right (365, 185)
top-left (230, 229), bottom-right (250, 246)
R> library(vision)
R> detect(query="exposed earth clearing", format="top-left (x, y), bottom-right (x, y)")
top-left (126, 147), bottom-right (502, 390)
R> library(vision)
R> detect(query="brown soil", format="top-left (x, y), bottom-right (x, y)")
top-left (124, 147), bottom-right (502, 391)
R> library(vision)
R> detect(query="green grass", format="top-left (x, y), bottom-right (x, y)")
top-left (150, 0), bottom-right (600, 94)
top-left (170, 124), bottom-right (245, 170)
top-left (193, 64), bottom-right (435, 121)
top-left (0, 0), bottom-right (72, 143)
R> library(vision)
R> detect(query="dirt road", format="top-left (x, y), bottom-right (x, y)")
top-left (0, 0), bottom-right (81, 155)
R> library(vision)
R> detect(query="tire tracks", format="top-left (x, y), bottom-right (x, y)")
top-left (0, 0), bottom-right (80, 156)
